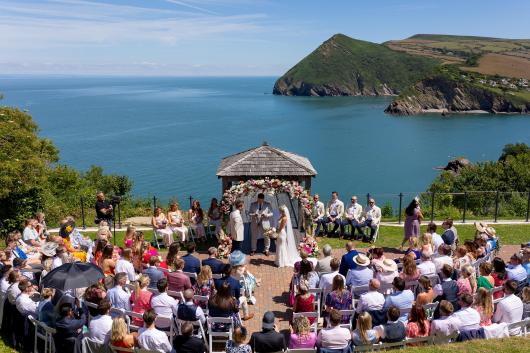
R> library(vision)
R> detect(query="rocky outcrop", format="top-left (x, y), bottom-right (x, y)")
top-left (385, 75), bottom-right (530, 115)
top-left (273, 77), bottom-right (398, 96)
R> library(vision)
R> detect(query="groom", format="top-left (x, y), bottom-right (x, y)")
top-left (249, 193), bottom-right (274, 256)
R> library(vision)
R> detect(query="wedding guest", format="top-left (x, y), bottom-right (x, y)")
top-left (452, 293), bottom-right (481, 331)
top-left (100, 244), bottom-right (116, 276)
top-left (415, 275), bottom-right (434, 307)
top-left (143, 256), bottom-right (165, 289)
top-left (457, 264), bottom-right (477, 296)
top-left (522, 287), bottom-right (530, 319)
top-left (427, 222), bottom-right (444, 255)
top-left (493, 280), bottom-right (524, 335)
top-left (492, 257), bottom-right (507, 299)
top-left (152, 207), bottom-right (173, 247)
top-left (404, 237), bottom-right (422, 260)
top-left (374, 306), bottom-right (406, 343)
top-left (473, 287), bottom-right (493, 326)
top-left (295, 259), bottom-right (319, 289)
top-left (137, 309), bottom-right (172, 353)
top-left (37, 287), bottom-right (56, 327)
top-left (341, 195), bottom-right (363, 239)
top-left (110, 317), bottom-right (137, 352)
top-left (383, 277), bottom-right (414, 322)
top-left (22, 219), bottom-right (41, 247)
top-left (316, 192), bottom-right (344, 237)
top-left (430, 300), bottom-right (460, 336)
top-left (150, 278), bottom-right (178, 326)
top-left (194, 265), bottom-right (215, 308)
top-left (15, 278), bottom-right (38, 316)
top-left (399, 255), bottom-right (420, 283)
top-left (95, 191), bottom-right (113, 225)
top-left (453, 246), bottom-right (472, 271)
top-left (441, 219), bottom-right (456, 248)
top-left (189, 200), bottom-right (206, 242)
top-left (352, 312), bottom-right (379, 346)
top-left (316, 309), bottom-right (351, 350)
top-left (318, 258), bottom-right (344, 298)
top-left (167, 258), bottom-right (192, 292)
top-left (369, 247), bottom-right (386, 272)
top-left (35, 212), bottom-right (49, 241)
top-left (346, 254), bottom-right (373, 288)
top-left (174, 321), bottom-right (207, 353)
top-left (310, 194), bottom-right (325, 236)
top-left (54, 303), bottom-right (86, 353)
top-left (161, 242), bottom-right (180, 270)
top-left (433, 264), bottom-right (459, 310)
top-left (226, 326), bottom-right (252, 353)
top-left (293, 282), bottom-right (315, 324)
top-left (250, 311), bottom-right (287, 353)
top-left (506, 253), bottom-right (527, 283)
top-left (402, 198), bottom-right (423, 249)
top-left (116, 248), bottom-right (136, 282)
top-left (406, 306), bottom-right (430, 339)
top-left (207, 198), bottom-right (222, 237)
top-left (289, 316), bottom-right (317, 349)
top-left (315, 244), bottom-right (333, 274)
top-left (182, 242), bottom-right (201, 274)
top-left (167, 203), bottom-right (188, 243)
top-left (88, 299), bottom-right (113, 344)
top-left (207, 282), bottom-right (239, 329)
top-left (376, 259), bottom-right (399, 289)
top-left (202, 247), bottom-right (224, 274)
top-left (433, 244), bottom-right (453, 274)
top-left (417, 251), bottom-right (436, 276)
top-left (339, 241), bottom-right (359, 277)
top-left (357, 198), bottom-right (381, 242)
top-left (123, 226), bottom-right (136, 248)
top-left (418, 232), bottom-right (435, 255)
top-left (107, 273), bottom-right (131, 311)
top-left (356, 279), bottom-right (385, 313)
top-left (176, 289), bottom-right (206, 326)
top-left (130, 274), bottom-right (152, 326)
top-left (324, 275), bottom-right (353, 323)
top-left (477, 262), bottom-right (495, 290)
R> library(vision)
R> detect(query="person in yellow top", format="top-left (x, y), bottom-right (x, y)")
top-left (59, 220), bottom-right (87, 262)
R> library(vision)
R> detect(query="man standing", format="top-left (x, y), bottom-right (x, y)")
top-left (357, 198), bottom-right (381, 242)
top-left (95, 191), bottom-right (113, 225)
top-left (229, 200), bottom-right (245, 252)
top-left (316, 192), bottom-right (344, 237)
top-left (309, 194), bottom-right (325, 236)
top-left (249, 193), bottom-right (274, 256)
top-left (341, 196), bottom-right (363, 239)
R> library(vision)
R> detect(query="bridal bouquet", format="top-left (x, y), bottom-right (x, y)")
top-left (299, 235), bottom-right (319, 257)
top-left (263, 227), bottom-right (278, 239)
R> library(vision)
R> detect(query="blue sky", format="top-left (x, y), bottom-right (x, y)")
top-left (1, 0), bottom-right (529, 76)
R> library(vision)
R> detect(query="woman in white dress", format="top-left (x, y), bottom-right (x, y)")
top-left (207, 198), bottom-right (222, 237)
top-left (188, 200), bottom-right (206, 242)
top-left (275, 205), bottom-right (301, 268)
top-left (167, 203), bottom-right (188, 243)
top-left (151, 207), bottom-right (173, 246)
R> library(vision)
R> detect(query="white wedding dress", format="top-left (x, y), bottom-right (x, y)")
top-left (275, 205), bottom-right (301, 268)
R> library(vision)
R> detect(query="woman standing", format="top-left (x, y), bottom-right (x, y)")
top-left (207, 198), bottom-right (222, 238)
top-left (152, 207), bottom-right (173, 247)
top-left (167, 203), bottom-right (188, 243)
top-left (189, 200), bottom-right (206, 242)
top-left (402, 198), bottom-right (423, 249)
top-left (100, 244), bottom-right (116, 276)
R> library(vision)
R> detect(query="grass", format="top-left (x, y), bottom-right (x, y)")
top-left (404, 337), bottom-right (529, 353)
top-left (315, 223), bottom-right (530, 250)
top-left (0, 339), bottom-right (16, 353)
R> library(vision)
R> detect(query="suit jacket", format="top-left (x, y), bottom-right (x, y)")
top-left (182, 254), bottom-right (201, 274)
top-left (315, 256), bottom-right (333, 274)
top-left (249, 201), bottom-right (274, 236)
top-left (55, 312), bottom-right (87, 353)
top-left (345, 203), bottom-right (363, 221)
top-left (326, 199), bottom-right (344, 218)
top-left (339, 249), bottom-right (359, 277)
top-left (228, 209), bottom-right (244, 241)
top-left (202, 257), bottom-right (225, 274)
top-left (167, 271), bottom-right (192, 292)
top-left (249, 330), bottom-right (287, 353)
top-left (312, 201), bottom-right (325, 220)
top-left (365, 205), bottom-right (382, 225)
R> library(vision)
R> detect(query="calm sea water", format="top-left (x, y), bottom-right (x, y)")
top-left (2, 76), bottom-right (530, 207)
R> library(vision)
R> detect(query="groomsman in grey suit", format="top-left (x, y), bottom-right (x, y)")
top-left (316, 191), bottom-right (344, 237)
top-left (249, 193), bottom-right (274, 256)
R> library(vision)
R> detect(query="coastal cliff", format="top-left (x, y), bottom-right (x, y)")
top-left (385, 74), bottom-right (530, 115)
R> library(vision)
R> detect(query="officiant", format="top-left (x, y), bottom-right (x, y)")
top-left (249, 193), bottom-right (274, 256)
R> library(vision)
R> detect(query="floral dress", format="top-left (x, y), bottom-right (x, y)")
top-left (225, 341), bottom-right (251, 353)
top-left (325, 290), bottom-right (353, 323)
top-left (194, 278), bottom-right (215, 308)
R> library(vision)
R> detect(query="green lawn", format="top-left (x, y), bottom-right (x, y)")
top-left (315, 223), bottom-right (530, 250)
top-left (404, 337), bottom-right (529, 353)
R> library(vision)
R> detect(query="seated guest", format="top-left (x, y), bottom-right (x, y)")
top-left (406, 306), bottom-right (430, 339)
top-left (473, 287), bottom-right (493, 326)
top-left (506, 253), bottom-right (527, 283)
top-left (226, 326), bottom-right (252, 353)
top-left (357, 198), bottom-right (382, 242)
top-left (138, 309), bottom-right (172, 353)
top-left (130, 275), bottom-right (153, 326)
top-left (207, 282), bottom-right (239, 331)
top-left (427, 222), bottom-right (444, 255)
top-left (453, 246), bottom-right (472, 271)
top-left (123, 226), bottom-right (136, 248)
top-left (341, 196), bottom-right (363, 239)
top-left (37, 287), bottom-right (56, 327)
top-left (433, 264), bottom-right (459, 310)
top-left (430, 300), bottom-right (460, 336)
top-left (404, 237), bottom-right (421, 260)
top-left (383, 277), bottom-right (414, 322)
top-left (54, 303), bottom-right (86, 353)
top-left (418, 232), bottom-right (435, 255)
top-left (433, 245), bottom-right (453, 274)
top-left (477, 262), bottom-right (495, 290)
top-left (176, 289), bottom-right (206, 327)
top-left (415, 276), bottom-right (434, 307)
top-left (376, 259), bottom-right (398, 290)
top-left (116, 249), bottom-right (137, 283)
top-left (293, 259), bottom-right (319, 290)
top-left (250, 311), bottom-right (287, 353)
top-left (417, 251), bottom-right (436, 276)
top-left (316, 309), bottom-right (351, 350)
top-left (492, 257), bottom-right (507, 299)
top-left (374, 306), bottom-right (406, 343)
top-left (182, 242), bottom-right (201, 274)
top-left (151, 278), bottom-right (178, 330)
top-left (289, 316), bottom-right (317, 349)
top-left (167, 258), bottom-right (192, 292)
top-left (399, 255), bottom-right (420, 283)
top-left (441, 219), bottom-right (456, 248)
top-left (324, 275), bottom-right (352, 325)
top-left (201, 247), bottom-right (224, 274)
top-left (173, 321), bottom-right (207, 353)
top-left (15, 278), bottom-right (38, 316)
top-left (83, 283), bottom-right (107, 316)
top-left (346, 254), bottom-right (373, 288)
top-left (6, 270), bottom-right (21, 305)
top-left (522, 287), bottom-right (530, 319)
top-left (293, 282), bottom-right (315, 323)
top-left (315, 244), bottom-right (333, 274)
top-left (107, 272), bottom-right (131, 311)
top-left (352, 312), bottom-right (379, 346)
top-left (194, 265), bottom-right (215, 308)
top-left (493, 280), bottom-right (524, 335)
top-left (88, 299), bottom-right (113, 344)
top-left (110, 317), bottom-right (137, 351)
top-left (22, 219), bottom-right (41, 247)
top-left (356, 279), bottom-right (385, 313)
top-left (318, 258), bottom-right (344, 298)
top-left (452, 293), bottom-right (481, 331)
top-left (143, 256), bottom-right (165, 289)
top-left (457, 264), bottom-right (477, 296)
top-left (339, 242), bottom-right (359, 277)
top-left (369, 247), bottom-right (386, 272)
top-left (152, 207), bottom-right (173, 247)
top-left (315, 191), bottom-right (344, 237)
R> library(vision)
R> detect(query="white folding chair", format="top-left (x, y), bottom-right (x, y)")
top-left (423, 302), bottom-right (439, 321)
top-left (491, 286), bottom-right (504, 298)
top-left (123, 310), bottom-right (144, 332)
top-left (109, 345), bottom-right (135, 353)
top-left (81, 336), bottom-right (109, 353)
top-left (308, 287), bottom-right (323, 323)
top-left (193, 295), bottom-right (210, 315)
top-left (405, 280), bottom-right (419, 293)
top-left (338, 309), bottom-right (355, 330)
top-left (353, 340), bottom-right (405, 352)
top-left (84, 301), bottom-right (99, 321)
top-left (183, 272), bottom-right (198, 282)
top-left (137, 349), bottom-right (161, 353)
top-left (167, 290), bottom-right (184, 302)
top-left (0, 291), bottom-right (6, 329)
top-left (152, 228), bottom-right (165, 250)
top-left (292, 312), bottom-right (318, 332)
top-left (507, 318), bottom-right (530, 336)
top-left (212, 274), bottom-right (223, 280)
top-left (351, 284), bottom-right (370, 298)
top-left (207, 317), bottom-right (233, 353)
top-left (175, 318), bottom-right (207, 345)
top-left (28, 315), bottom-right (55, 353)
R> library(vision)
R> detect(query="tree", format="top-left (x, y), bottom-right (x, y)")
top-left (498, 143), bottom-right (530, 162)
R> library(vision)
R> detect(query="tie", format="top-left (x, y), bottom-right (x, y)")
top-left (259, 204), bottom-right (262, 211)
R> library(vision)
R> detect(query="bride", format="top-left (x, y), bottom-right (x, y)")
top-left (275, 205), bottom-right (301, 268)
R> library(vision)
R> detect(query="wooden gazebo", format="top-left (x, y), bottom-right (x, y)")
top-left (216, 142), bottom-right (317, 194)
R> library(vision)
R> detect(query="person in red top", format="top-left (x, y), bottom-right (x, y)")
top-left (492, 257), bottom-right (507, 299)
top-left (293, 282), bottom-right (315, 324)
top-left (130, 274), bottom-right (153, 326)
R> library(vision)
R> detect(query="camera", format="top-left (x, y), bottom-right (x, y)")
top-left (111, 195), bottom-right (122, 205)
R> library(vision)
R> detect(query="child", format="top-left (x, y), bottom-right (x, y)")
top-left (225, 326), bottom-right (251, 353)
top-left (241, 266), bottom-right (261, 305)
top-left (124, 226), bottom-right (136, 248)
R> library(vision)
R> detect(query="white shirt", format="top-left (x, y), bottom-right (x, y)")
top-left (88, 314), bottom-right (113, 343)
top-left (107, 285), bottom-right (131, 311)
top-left (7, 283), bottom-right (21, 304)
top-left (138, 327), bottom-right (172, 353)
top-left (22, 227), bottom-right (39, 244)
top-left (15, 292), bottom-right (38, 316)
top-left (345, 203), bottom-right (362, 221)
top-left (0, 277), bottom-right (10, 293)
top-left (493, 294), bottom-right (523, 335)
top-left (356, 290), bottom-right (385, 313)
top-left (365, 205), bottom-right (381, 225)
top-left (52, 257), bottom-right (63, 270)
top-left (116, 259), bottom-right (137, 282)
top-left (318, 271), bottom-right (345, 298)
top-left (430, 315), bottom-right (461, 336)
top-left (506, 265), bottom-right (527, 282)
top-left (151, 292), bottom-right (178, 319)
top-left (433, 255), bottom-right (453, 273)
top-left (417, 260), bottom-right (436, 276)
top-left (453, 307), bottom-right (481, 331)
top-left (432, 233), bottom-right (444, 253)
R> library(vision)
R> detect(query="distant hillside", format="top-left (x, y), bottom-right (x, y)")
top-left (386, 34), bottom-right (530, 79)
top-left (273, 34), bottom-right (439, 96)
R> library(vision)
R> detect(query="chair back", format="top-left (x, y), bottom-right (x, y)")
top-left (351, 284), bottom-right (369, 297)
top-left (207, 317), bottom-right (233, 353)
top-left (211, 274), bottom-right (223, 280)
top-left (423, 302), bottom-right (439, 320)
top-left (0, 291), bottom-right (6, 329)
top-left (167, 290), bottom-right (184, 301)
top-left (109, 345), bottom-right (135, 353)
top-left (81, 336), bottom-right (111, 353)
top-left (183, 272), bottom-right (198, 280)
top-left (122, 310), bottom-right (144, 332)
top-left (338, 309), bottom-right (355, 330)
top-left (507, 317), bottom-right (530, 336)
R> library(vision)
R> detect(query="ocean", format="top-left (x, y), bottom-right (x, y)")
top-left (2, 75), bottom-right (530, 207)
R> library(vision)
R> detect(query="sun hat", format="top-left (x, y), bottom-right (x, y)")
top-left (262, 311), bottom-right (275, 329)
top-left (353, 254), bottom-right (370, 267)
top-left (381, 258), bottom-right (398, 272)
top-left (474, 221), bottom-right (488, 233)
top-left (41, 242), bottom-right (58, 257)
top-left (228, 250), bottom-right (246, 267)
top-left (484, 226), bottom-right (496, 237)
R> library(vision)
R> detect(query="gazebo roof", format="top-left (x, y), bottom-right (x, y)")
top-left (216, 142), bottom-right (317, 177)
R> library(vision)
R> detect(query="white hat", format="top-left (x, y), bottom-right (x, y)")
top-left (41, 242), bottom-right (58, 257)
top-left (353, 254), bottom-right (370, 267)
top-left (381, 258), bottom-right (397, 272)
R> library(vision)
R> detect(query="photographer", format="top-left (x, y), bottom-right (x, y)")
top-left (95, 191), bottom-right (113, 225)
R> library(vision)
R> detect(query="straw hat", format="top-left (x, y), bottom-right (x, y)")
top-left (474, 221), bottom-right (488, 233)
top-left (353, 254), bottom-right (370, 267)
top-left (41, 242), bottom-right (58, 257)
top-left (484, 226), bottom-right (497, 237)
top-left (381, 258), bottom-right (398, 272)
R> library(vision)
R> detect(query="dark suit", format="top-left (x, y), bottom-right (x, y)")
top-left (182, 254), bottom-right (201, 274)
top-left (202, 257), bottom-right (224, 274)
top-left (173, 335), bottom-right (207, 353)
top-left (54, 313), bottom-right (86, 353)
top-left (249, 329), bottom-right (286, 353)
top-left (167, 271), bottom-right (192, 292)
top-left (339, 249), bottom-right (359, 277)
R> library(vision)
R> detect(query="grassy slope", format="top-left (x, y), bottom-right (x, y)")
top-left (279, 33), bottom-right (438, 92)
top-left (404, 337), bottom-right (529, 353)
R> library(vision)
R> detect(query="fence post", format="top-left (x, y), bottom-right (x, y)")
top-left (118, 203), bottom-right (121, 229)
top-left (462, 192), bottom-right (468, 224)
top-left (430, 192), bottom-right (435, 222)
top-left (80, 196), bottom-right (86, 229)
top-left (366, 193), bottom-right (370, 206)
top-left (494, 191), bottom-right (500, 223)
top-left (526, 191), bottom-right (530, 222)
top-left (152, 196), bottom-right (157, 215)
top-left (189, 196), bottom-right (193, 209)
top-left (398, 193), bottom-right (403, 224)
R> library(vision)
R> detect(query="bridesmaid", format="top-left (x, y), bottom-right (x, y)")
top-left (167, 203), bottom-right (188, 243)
top-left (189, 200), bottom-right (206, 242)
top-left (207, 198), bottom-right (222, 238)
top-left (402, 198), bottom-right (423, 250)
top-left (152, 207), bottom-right (173, 246)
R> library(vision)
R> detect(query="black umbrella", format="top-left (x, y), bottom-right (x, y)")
top-left (40, 262), bottom-right (104, 291)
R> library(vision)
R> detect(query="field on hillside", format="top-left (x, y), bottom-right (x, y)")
top-left (464, 53), bottom-right (530, 79)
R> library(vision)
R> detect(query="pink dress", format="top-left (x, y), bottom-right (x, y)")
top-left (130, 290), bottom-right (153, 326)
top-left (289, 332), bottom-right (317, 349)
top-left (474, 305), bottom-right (492, 326)
top-left (457, 277), bottom-right (473, 295)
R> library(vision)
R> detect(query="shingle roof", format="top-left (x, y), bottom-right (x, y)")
top-left (216, 143), bottom-right (317, 177)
